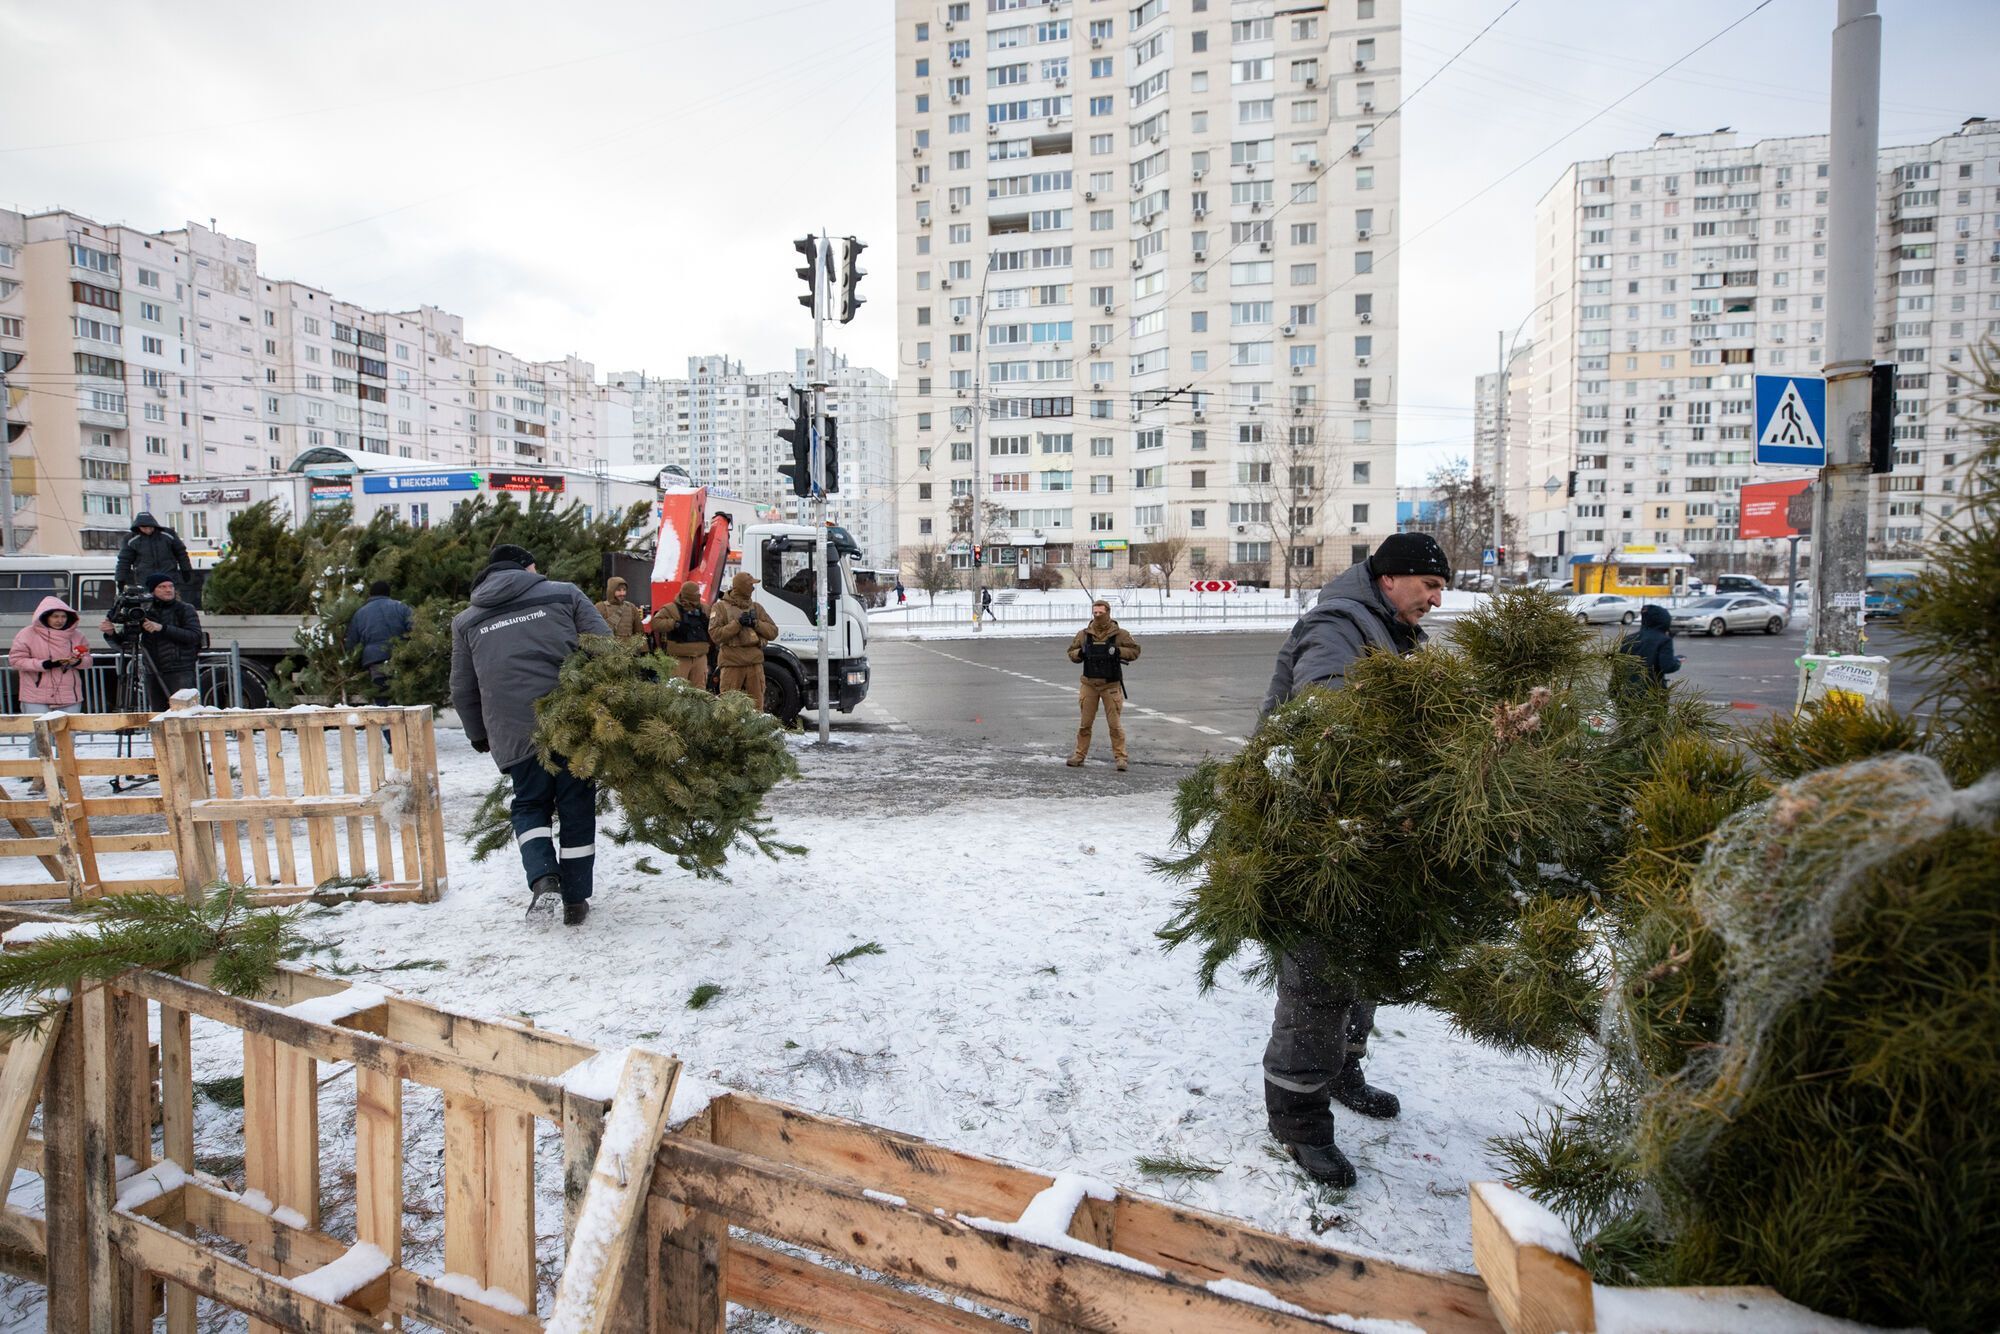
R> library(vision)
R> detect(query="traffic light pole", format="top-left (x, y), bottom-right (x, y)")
top-left (812, 231), bottom-right (833, 745)
top-left (1807, 0), bottom-right (1881, 659)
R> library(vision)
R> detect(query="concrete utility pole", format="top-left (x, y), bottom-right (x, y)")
top-left (811, 232), bottom-right (833, 744)
top-left (0, 362), bottom-right (15, 554)
top-left (968, 266), bottom-right (990, 632)
top-left (1808, 0), bottom-right (1881, 655)
top-left (1491, 330), bottom-right (1507, 576)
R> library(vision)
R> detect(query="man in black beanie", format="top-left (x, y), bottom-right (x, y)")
top-left (1256, 532), bottom-right (1452, 1188)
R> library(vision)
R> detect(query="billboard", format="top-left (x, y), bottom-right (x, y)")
top-left (1739, 478), bottom-right (1813, 540)
top-left (361, 472), bottom-right (481, 494)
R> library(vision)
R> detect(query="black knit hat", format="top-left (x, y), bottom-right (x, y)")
top-left (1369, 533), bottom-right (1452, 579)
top-left (144, 571), bottom-right (178, 592)
top-left (487, 542), bottom-right (536, 569)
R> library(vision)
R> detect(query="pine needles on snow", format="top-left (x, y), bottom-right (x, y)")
top-left (470, 637), bottom-right (801, 877)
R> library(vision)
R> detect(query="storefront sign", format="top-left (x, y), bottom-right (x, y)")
top-left (1092, 538), bottom-right (1128, 552)
top-left (302, 464), bottom-right (357, 479)
top-left (488, 471), bottom-right (564, 493)
top-left (146, 472), bottom-right (182, 485)
top-left (309, 483), bottom-right (352, 508)
top-left (178, 486), bottom-right (251, 505)
top-left (361, 471), bottom-right (481, 494)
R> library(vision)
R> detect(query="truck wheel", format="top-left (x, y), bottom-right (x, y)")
top-left (765, 666), bottom-right (802, 725)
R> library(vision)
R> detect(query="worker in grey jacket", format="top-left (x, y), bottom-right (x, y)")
top-left (1258, 532), bottom-right (1451, 1188)
top-left (450, 543), bottom-right (612, 927)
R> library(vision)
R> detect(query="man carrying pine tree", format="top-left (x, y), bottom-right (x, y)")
top-left (450, 543), bottom-right (612, 927)
top-left (1066, 599), bottom-right (1141, 770)
top-left (1257, 532), bottom-right (1451, 1187)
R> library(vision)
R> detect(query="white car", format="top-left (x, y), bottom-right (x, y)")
top-left (1567, 593), bottom-right (1643, 626)
top-left (1670, 595), bottom-right (1791, 637)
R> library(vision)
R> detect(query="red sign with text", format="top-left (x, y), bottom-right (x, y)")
top-left (1739, 478), bottom-right (1813, 539)
top-left (488, 471), bottom-right (565, 493)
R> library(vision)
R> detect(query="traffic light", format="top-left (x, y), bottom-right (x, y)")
top-left (0, 352), bottom-right (21, 375)
top-left (834, 236), bottom-right (866, 324)
top-left (793, 236), bottom-right (821, 314)
top-left (776, 387), bottom-right (811, 497)
top-left (1869, 360), bottom-right (1895, 475)
top-left (1565, 470), bottom-right (1578, 498)
top-left (823, 412), bottom-right (841, 494)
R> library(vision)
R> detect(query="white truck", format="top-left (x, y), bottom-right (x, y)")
top-left (645, 487), bottom-right (870, 724)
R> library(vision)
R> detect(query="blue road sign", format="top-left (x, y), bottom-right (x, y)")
top-left (1481, 548), bottom-right (1496, 566)
top-left (1755, 374), bottom-right (1827, 468)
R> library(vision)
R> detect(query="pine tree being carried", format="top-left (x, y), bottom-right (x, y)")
top-left (470, 635), bottom-right (801, 888)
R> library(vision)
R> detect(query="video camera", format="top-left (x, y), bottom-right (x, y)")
top-left (105, 586), bottom-right (158, 647)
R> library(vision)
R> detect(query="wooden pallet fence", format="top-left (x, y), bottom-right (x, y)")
top-left (156, 697), bottom-right (449, 905)
top-left (0, 709), bottom-right (174, 904)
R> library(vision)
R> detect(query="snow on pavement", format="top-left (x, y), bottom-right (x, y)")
top-left (291, 728), bottom-right (1576, 1275)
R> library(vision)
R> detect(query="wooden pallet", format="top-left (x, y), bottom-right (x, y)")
top-left (0, 710), bottom-right (174, 903)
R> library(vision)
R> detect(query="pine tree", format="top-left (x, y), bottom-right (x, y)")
top-left (202, 501), bottom-right (310, 614)
top-left (470, 638), bottom-right (801, 877)
top-left (1154, 589), bottom-right (1684, 1061)
top-left (0, 890), bottom-right (301, 1037)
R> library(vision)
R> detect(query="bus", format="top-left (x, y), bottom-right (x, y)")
top-left (1863, 561), bottom-right (1927, 620)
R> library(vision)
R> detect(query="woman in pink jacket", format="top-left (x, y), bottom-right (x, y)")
top-left (9, 596), bottom-right (93, 759)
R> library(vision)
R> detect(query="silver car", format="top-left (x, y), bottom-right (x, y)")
top-left (1670, 595), bottom-right (1790, 637)
top-left (1567, 593), bottom-right (1642, 626)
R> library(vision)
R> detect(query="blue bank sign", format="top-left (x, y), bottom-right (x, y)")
top-left (360, 472), bottom-right (482, 494)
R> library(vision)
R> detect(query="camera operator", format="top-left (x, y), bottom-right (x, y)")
top-left (100, 572), bottom-right (203, 706)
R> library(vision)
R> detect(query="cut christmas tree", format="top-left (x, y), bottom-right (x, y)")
top-left (471, 637), bottom-right (801, 878)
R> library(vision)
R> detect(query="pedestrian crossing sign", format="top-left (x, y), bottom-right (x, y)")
top-left (1754, 374), bottom-right (1827, 468)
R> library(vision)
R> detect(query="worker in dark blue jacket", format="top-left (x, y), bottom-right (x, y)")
top-left (346, 581), bottom-right (415, 705)
top-left (1615, 603), bottom-right (1682, 694)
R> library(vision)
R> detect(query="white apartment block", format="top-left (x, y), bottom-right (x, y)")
top-left (893, 0), bottom-right (1400, 588)
top-left (1471, 339), bottom-right (1531, 490)
top-left (0, 208), bottom-right (620, 554)
top-left (1521, 118), bottom-right (2000, 577)
top-left (607, 349), bottom-right (898, 564)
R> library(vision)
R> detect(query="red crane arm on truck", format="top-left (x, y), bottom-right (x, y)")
top-left (649, 488), bottom-right (733, 622)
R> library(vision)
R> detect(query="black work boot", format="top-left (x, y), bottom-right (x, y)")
top-left (1284, 1140), bottom-right (1357, 1189)
top-left (527, 874), bottom-right (562, 915)
top-left (562, 900), bottom-right (591, 927)
top-left (1332, 1063), bottom-right (1400, 1120)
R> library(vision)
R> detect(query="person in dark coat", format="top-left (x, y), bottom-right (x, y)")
top-left (1615, 603), bottom-right (1681, 692)
top-left (449, 544), bottom-right (611, 927)
top-left (979, 587), bottom-right (996, 621)
top-left (1258, 532), bottom-right (1451, 1188)
top-left (345, 581), bottom-right (415, 706)
top-left (658, 582), bottom-right (713, 688)
top-left (101, 572), bottom-right (203, 706)
top-left (114, 513), bottom-right (194, 594)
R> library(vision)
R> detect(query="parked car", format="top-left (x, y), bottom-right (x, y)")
top-left (1529, 577), bottom-right (1571, 594)
top-left (1683, 576), bottom-right (1709, 597)
top-left (1670, 595), bottom-right (1791, 637)
top-left (1790, 580), bottom-right (1812, 605)
top-left (1567, 593), bottom-right (1643, 626)
top-left (1714, 574), bottom-right (1784, 601)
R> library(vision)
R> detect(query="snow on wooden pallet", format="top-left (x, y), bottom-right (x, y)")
top-left (0, 916), bottom-right (1886, 1331)
top-left (0, 691), bottom-right (448, 907)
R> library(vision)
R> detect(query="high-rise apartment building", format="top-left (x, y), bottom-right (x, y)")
top-left (1520, 119), bottom-right (2000, 577)
top-left (893, 0), bottom-right (1400, 587)
top-left (607, 349), bottom-right (898, 563)
top-left (1472, 339), bottom-right (1531, 489)
top-left (0, 208), bottom-right (623, 554)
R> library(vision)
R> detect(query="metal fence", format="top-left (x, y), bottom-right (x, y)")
top-left (0, 648), bottom-right (266, 716)
top-left (870, 594), bottom-right (1313, 631)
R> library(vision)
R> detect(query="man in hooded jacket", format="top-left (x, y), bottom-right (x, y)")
top-left (115, 513), bottom-right (194, 595)
top-left (450, 544), bottom-right (611, 926)
top-left (1257, 532), bottom-right (1451, 1188)
top-left (1066, 599), bottom-right (1141, 770)
top-left (1615, 603), bottom-right (1681, 692)
top-left (709, 572), bottom-right (778, 708)
top-left (594, 577), bottom-right (646, 641)
top-left (658, 583), bottom-right (713, 687)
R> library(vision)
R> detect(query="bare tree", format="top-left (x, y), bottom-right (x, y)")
top-left (1423, 457), bottom-right (1519, 576)
top-left (1250, 412), bottom-right (1333, 594)
top-left (1132, 515), bottom-right (1192, 597)
top-left (905, 542), bottom-right (959, 605)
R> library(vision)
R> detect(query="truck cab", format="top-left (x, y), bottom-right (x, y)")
top-left (648, 487), bottom-right (869, 724)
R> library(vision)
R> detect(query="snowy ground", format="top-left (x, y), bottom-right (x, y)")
top-left (0, 719), bottom-right (1574, 1330)
top-left (871, 585), bottom-right (1486, 640)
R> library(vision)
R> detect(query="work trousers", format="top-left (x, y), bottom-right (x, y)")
top-left (670, 654), bottom-right (710, 689)
top-left (504, 754), bottom-right (596, 904)
top-left (1262, 940), bottom-right (1377, 1146)
top-left (718, 663), bottom-right (765, 710)
top-left (1072, 678), bottom-right (1127, 763)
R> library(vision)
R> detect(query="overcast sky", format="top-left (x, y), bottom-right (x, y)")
top-left (1, 0), bottom-right (1992, 482)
